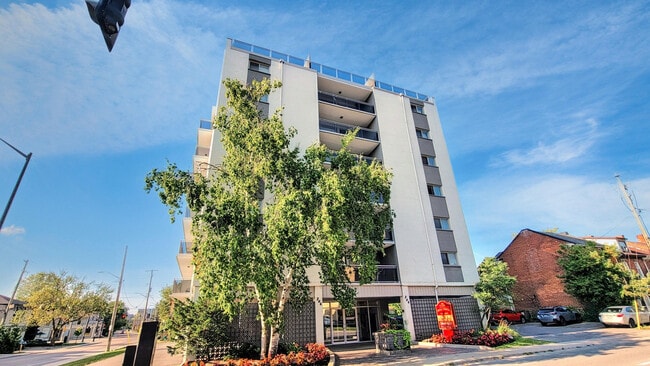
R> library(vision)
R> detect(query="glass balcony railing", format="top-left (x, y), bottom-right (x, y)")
top-left (230, 39), bottom-right (430, 101)
top-left (318, 91), bottom-right (375, 114)
top-left (319, 120), bottom-right (378, 141)
top-left (200, 120), bottom-right (212, 129)
top-left (347, 265), bottom-right (399, 283)
top-left (179, 241), bottom-right (193, 254)
top-left (172, 279), bottom-right (192, 294)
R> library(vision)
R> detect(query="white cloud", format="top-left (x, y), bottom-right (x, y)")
top-left (0, 1), bottom-right (224, 162)
top-left (0, 225), bottom-right (25, 236)
top-left (492, 116), bottom-right (602, 167)
top-left (462, 174), bottom-right (650, 261)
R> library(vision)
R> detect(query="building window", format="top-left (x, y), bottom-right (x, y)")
top-left (249, 60), bottom-right (270, 74)
top-left (441, 252), bottom-right (458, 265)
top-left (260, 94), bottom-right (269, 103)
top-left (434, 217), bottom-right (450, 230)
top-left (421, 155), bottom-right (436, 167)
top-left (416, 129), bottom-right (430, 139)
top-left (411, 104), bottom-right (424, 114)
top-left (427, 184), bottom-right (443, 196)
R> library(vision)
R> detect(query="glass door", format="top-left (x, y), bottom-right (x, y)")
top-left (323, 302), bottom-right (358, 344)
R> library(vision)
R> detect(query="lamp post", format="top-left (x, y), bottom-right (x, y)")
top-left (0, 138), bottom-right (32, 232)
top-left (104, 246), bottom-right (127, 352)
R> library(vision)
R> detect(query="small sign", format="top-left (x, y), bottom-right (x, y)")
top-left (435, 300), bottom-right (456, 342)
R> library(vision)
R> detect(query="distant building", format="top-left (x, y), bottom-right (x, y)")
top-left (169, 39), bottom-right (481, 344)
top-left (0, 294), bottom-right (26, 325)
top-left (497, 229), bottom-right (650, 313)
top-left (496, 229), bottom-right (584, 312)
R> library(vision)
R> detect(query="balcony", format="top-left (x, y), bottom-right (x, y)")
top-left (318, 91), bottom-right (375, 127)
top-left (171, 279), bottom-right (193, 300)
top-left (197, 119), bottom-right (213, 149)
top-left (346, 265), bottom-right (399, 283)
top-left (319, 120), bottom-right (379, 155)
top-left (177, 241), bottom-right (193, 280)
top-left (179, 241), bottom-right (193, 254)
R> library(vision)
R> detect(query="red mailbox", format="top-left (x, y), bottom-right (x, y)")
top-left (435, 300), bottom-right (457, 342)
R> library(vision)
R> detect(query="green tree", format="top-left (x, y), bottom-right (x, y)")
top-left (557, 242), bottom-right (631, 320)
top-left (146, 79), bottom-right (393, 358)
top-left (155, 285), bottom-right (173, 339)
top-left (0, 326), bottom-right (21, 354)
top-left (473, 257), bottom-right (517, 328)
top-left (101, 301), bottom-right (128, 335)
top-left (15, 272), bottom-right (111, 344)
top-left (165, 296), bottom-right (230, 361)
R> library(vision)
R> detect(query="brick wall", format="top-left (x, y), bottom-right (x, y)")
top-left (498, 230), bottom-right (581, 313)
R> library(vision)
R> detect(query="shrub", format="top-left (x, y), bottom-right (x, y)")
top-left (222, 343), bottom-right (329, 366)
top-left (0, 326), bottom-right (22, 354)
top-left (428, 328), bottom-right (514, 347)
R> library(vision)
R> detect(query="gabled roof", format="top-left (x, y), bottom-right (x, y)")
top-left (496, 228), bottom-right (587, 259)
top-left (0, 294), bottom-right (26, 306)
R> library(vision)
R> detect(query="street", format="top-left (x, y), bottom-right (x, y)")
top-left (0, 331), bottom-right (181, 366)
top-left (469, 321), bottom-right (650, 366)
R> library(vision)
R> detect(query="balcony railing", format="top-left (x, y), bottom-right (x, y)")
top-left (200, 120), bottom-right (212, 129)
top-left (172, 279), bottom-right (192, 294)
top-left (230, 39), bottom-right (431, 101)
top-left (347, 265), bottom-right (399, 283)
top-left (318, 92), bottom-right (375, 114)
top-left (179, 241), bottom-right (193, 254)
top-left (319, 120), bottom-right (379, 141)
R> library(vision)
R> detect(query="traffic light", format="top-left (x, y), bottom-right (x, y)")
top-left (85, 0), bottom-right (131, 52)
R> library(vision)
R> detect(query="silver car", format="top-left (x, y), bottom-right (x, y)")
top-left (599, 306), bottom-right (650, 328)
top-left (537, 306), bottom-right (581, 326)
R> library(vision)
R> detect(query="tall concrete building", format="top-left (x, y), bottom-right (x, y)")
top-left (172, 39), bottom-right (480, 344)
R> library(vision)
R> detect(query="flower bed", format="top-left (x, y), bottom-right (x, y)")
top-left (427, 329), bottom-right (514, 347)
top-left (182, 343), bottom-right (329, 366)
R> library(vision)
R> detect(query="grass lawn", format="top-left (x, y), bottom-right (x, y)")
top-left (59, 347), bottom-right (126, 366)
top-left (496, 337), bottom-right (551, 349)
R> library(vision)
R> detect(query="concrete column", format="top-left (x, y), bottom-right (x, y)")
top-left (314, 286), bottom-right (325, 344)
top-left (400, 285), bottom-right (416, 338)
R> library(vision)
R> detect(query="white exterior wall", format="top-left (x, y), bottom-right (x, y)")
top-left (424, 102), bottom-right (479, 284)
top-left (373, 89), bottom-right (446, 286)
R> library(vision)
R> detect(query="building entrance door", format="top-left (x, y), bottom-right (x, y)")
top-left (323, 301), bottom-right (380, 344)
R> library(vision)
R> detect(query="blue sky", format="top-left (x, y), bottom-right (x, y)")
top-left (1, 0), bottom-right (649, 309)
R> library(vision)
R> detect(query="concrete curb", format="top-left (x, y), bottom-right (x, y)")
top-left (430, 341), bottom-right (598, 366)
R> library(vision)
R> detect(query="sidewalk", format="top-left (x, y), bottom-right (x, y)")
top-left (332, 339), bottom-right (597, 365)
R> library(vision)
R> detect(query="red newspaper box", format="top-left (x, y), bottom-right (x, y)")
top-left (435, 300), bottom-right (457, 342)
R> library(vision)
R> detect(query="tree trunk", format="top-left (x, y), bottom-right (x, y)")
top-left (267, 269), bottom-right (293, 358)
top-left (260, 317), bottom-right (269, 359)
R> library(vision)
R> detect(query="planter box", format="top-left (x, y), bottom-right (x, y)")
top-left (373, 332), bottom-right (411, 355)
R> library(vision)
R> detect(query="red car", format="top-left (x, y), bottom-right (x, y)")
top-left (490, 309), bottom-right (526, 325)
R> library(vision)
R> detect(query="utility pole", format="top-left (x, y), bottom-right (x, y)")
top-left (1, 260), bottom-right (28, 325)
top-left (106, 246), bottom-right (127, 352)
top-left (616, 175), bottom-right (650, 251)
top-left (0, 138), bottom-right (32, 232)
top-left (143, 269), bottom-right (157, 322)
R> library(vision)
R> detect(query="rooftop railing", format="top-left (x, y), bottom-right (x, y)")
top-left (231, 39), bottom-right (430, 102)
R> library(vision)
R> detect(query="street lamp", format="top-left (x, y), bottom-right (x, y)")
top-left (0, 138), bottom-right (32, 232)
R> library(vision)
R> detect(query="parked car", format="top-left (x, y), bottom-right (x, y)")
top-left (599, 305), bottom-right (650, 328)
top-left (490, 309), bottom-right (526, 325)
top-left (537, 306), bottom-right (581, 326)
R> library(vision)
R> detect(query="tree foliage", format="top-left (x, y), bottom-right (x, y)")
top-left (164, 296), bottom-right (230, 361)
top-left (473, 257), bottom-right (516, 328)
top-left (15, 272), bottom-right (111, 344)
top-left (145, 79), bottom-right (393, 358)
top-left (155, 285), bottom-right (173, 338)
top-left (557, 242), bottom-right (631, 320)
top-left (0, 326), bottom-right (21, 354)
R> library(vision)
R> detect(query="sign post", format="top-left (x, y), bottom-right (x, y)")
top-left (435, 300), bottom-right (457, 342)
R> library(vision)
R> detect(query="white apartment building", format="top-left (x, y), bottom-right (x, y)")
top-left (171, 39), bottom-right (480, 345)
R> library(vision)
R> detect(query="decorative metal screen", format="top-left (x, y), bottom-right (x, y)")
top-left (411, 296), bottom-right (482, 340)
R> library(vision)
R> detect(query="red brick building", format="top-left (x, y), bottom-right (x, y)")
top-left (496, 229), bottom-right (584, 313)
